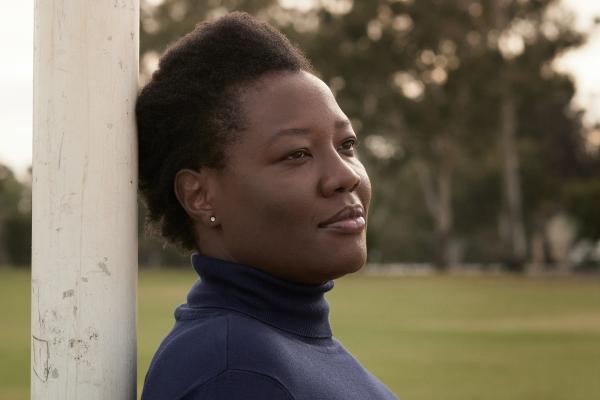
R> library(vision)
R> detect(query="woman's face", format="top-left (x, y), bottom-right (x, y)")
top-left (206, 71), bottom-right (371, 284)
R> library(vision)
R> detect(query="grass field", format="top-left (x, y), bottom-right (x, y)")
top-left (1, 267), bottom-right (600, 399)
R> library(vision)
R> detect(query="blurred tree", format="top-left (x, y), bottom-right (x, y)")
top-left (0, 164), bottom-right (31, 266)
top-left (138, 0), bottom-right (597, 270)
top-left (563, 179), bottom-right (600, 241)
top-left (281, 0), bottom-right (587, 269)
top-left (138, 198), bottom-right (189, 267)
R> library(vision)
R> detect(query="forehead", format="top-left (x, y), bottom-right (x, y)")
top-left (238, 70), bottom-right (345, 130)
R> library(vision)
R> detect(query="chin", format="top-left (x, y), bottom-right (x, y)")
top-left (322, 246), bottom-right (367, 281)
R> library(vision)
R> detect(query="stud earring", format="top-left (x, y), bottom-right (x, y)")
top-left (209, 216), bottom-right (216, 222)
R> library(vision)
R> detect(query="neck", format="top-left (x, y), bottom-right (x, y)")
top-left (181, 253), bottom-right (335, 338)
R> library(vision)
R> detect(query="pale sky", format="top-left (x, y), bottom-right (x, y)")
top-left (0, 0), bottom-right (598, 179)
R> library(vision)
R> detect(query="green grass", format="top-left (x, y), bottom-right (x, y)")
top-left (2, 267), bottom-right (600, 399)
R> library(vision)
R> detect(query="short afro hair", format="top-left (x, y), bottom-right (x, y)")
top-left (136, 12), bottom-right (312, 251)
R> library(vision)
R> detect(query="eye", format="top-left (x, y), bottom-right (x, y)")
top-left (285, 149), bottom-right (311, 161)
top-left (339, 138), bottom-right (357, 154)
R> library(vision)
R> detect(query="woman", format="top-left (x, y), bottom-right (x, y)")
top-left (136, 12), bottom-right (398, 400)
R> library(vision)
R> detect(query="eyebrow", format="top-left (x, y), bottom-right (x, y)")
top-left (269, 119), bottom-right (352, 143)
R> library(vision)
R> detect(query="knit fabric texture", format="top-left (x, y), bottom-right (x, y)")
top-left (141, 254), bottom-right (399, 400)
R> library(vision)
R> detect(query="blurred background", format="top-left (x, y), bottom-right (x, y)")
top-left (1, 0), bottom-right (599, 399)
top-left (2, 0), bottom-right (600, 271)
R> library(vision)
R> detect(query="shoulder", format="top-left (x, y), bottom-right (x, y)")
top-left (142, 311), bottom-right (295, 400)
top-left (142, 312), bottom-right (230, 400)
top-left (182, 369), bottom-right (294, 400)
top-left (225, 312), bottom-right (300, 370)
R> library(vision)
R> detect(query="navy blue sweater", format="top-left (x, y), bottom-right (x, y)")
top-left (141, 254), bottom-right (399, 400)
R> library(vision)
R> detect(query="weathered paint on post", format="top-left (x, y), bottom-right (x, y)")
top-left (32, 1), bottom-right (139, 398)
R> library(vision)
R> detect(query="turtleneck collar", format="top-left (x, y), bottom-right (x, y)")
top-left (177, 253), bottom-right (335, 339)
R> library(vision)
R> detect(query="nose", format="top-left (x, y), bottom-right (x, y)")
top-left (319, 152), bottom-right (362, 197)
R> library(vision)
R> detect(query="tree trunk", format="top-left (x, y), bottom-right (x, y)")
top-left (435, 148), bottom-right (453, 270)
top-left (413, 135), bottom-right (453, 271)
top-left (499, 94), bottom-right (527, 267)
top-left (0, 221), bottom-right (7, 265)
top-left (391, 111), bottom-right (455, 270)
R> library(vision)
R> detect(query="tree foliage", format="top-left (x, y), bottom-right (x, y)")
top-left (134, 0), bottom-right (600, 269)
top-left (0, 164), bottom-right (31, 266)
top-left (3, 0), bottom-right (599, 269)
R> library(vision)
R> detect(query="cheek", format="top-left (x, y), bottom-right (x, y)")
top-left (222, 170), bottom-right (315, 231)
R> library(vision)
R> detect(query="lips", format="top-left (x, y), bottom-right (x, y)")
top-left (318, 204), bottom-right (366, 233)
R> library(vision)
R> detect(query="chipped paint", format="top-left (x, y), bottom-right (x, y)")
top-left (98, 258), bottom-right (111, 276)
top-left (32, 1), bottom-right (139, 397)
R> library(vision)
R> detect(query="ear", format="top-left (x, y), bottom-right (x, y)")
top-left (174, 168), bottom-right (218, 226)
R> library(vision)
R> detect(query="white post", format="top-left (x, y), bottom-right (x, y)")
top-left (32, 1), bottom-right (139, 399)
